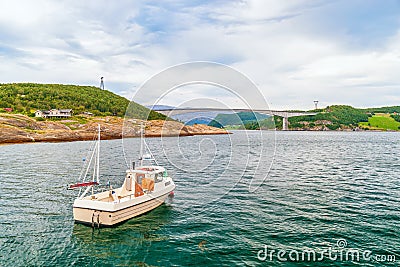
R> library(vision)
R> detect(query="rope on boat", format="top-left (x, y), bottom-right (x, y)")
top-left (91, 210), bottom-right (101, 228)
top-left (143, 138), bottom-right (159, 165)
top-left (77, 132), bottom-right (98, 196)
top-left (96, 211), bottom-right (100, 228)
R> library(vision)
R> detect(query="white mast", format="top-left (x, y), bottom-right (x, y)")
top-left (76, 124), bottom-right (101, 199)
top-left (96, 124), bottom-right (100, 183)
top-left (92, 124), bottom-right (100, 196)
top-left (139, 122), bottom-right (144, 166)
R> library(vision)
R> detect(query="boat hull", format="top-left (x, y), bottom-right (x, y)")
top-left (73, 192), bottom-right (170, 227)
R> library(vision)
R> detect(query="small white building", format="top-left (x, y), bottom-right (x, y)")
top-left (82, 111), bottom-right (94, 116)
top-left (35, 110), bottom-right (44, 117)
top-left (35, 109), bottom-right (73, 118)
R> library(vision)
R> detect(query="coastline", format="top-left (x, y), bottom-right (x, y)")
top-left (0, 132), bottom-right (231, 146)
top-left (0, 114), bottom-right (229, 145)
top-left (3, 113), bottom-right (397, 146)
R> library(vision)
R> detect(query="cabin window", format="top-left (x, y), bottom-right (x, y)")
top-left (155, 172), bottom-right (163, 183)
top-left (136, 173), bottom-right (145, 184)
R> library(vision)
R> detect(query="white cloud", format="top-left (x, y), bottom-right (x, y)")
top-left (0, 0), bottom-right (399, 110)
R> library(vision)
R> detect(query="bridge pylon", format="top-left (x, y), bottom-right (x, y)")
top-left (282, 116), bottom-right (289, 131)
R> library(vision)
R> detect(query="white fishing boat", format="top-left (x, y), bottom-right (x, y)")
top-left (69, 124), bottom-right (175, 227)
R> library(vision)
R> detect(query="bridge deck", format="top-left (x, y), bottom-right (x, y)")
top-left (156, 108), bottom-right (317, 118)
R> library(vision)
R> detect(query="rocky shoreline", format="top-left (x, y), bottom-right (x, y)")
top-left (0, 114), bottom-right (229, 144)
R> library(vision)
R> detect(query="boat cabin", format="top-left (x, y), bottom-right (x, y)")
top-left (81, 166), bottom-right (168, 203)
top-left (122, 166), bottom-right (166, 197)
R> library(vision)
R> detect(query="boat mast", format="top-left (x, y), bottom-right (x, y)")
top-left (139, 122), bottom-right (144, 166)
top-left (76, 124), bottom-right (101, 199)
top-left (92, 124), bottom-right (100, 196)
top-left (96, 124), bottom-right (100, 184)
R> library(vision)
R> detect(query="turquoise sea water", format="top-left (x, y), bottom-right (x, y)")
top-left (0, 131), bottom-right (399, 266)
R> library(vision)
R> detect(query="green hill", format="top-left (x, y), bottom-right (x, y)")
top-left (283, 105), bottom-right (400, 131)
top-left (0, 83), bottom-right (166, 120)
top-left (288, 105), bottom-right (369, 130)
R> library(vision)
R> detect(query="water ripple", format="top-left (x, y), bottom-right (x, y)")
top-left (1, 132), bottom-right (399, 266)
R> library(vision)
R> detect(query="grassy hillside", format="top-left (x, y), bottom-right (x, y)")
top-left (0, 83), bottom-right (166, 120)
top-left (359, 114), bottom-right (400, 130)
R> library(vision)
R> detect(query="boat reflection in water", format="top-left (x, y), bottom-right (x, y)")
top-left (71, 204), bottom-right (174, 264)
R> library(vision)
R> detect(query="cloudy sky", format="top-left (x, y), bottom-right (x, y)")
top-left (1, 0), bottom-right (400, 110)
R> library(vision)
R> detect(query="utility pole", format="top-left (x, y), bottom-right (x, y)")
top-left (100, 77), bottom-right (105, 90)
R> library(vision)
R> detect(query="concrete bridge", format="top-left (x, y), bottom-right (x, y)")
top-left (156, 108), bottom-right (317, 130)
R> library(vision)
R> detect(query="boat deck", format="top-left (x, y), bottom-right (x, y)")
top-left (85, 188), bottom-right (142, 203)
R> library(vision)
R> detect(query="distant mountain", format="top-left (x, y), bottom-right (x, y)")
top-left (147, 105), bottom-right (224, 125)
top-left (174, 111), bottom-right (224, 125)
top-left (147, 104), bottom-right (176, 111)
top-left (208, 112), bottom-right (270, 127)
top-left (0, 83), bottom-right (167, 120)
top-left (184, 117), bottom-right (214, 126)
